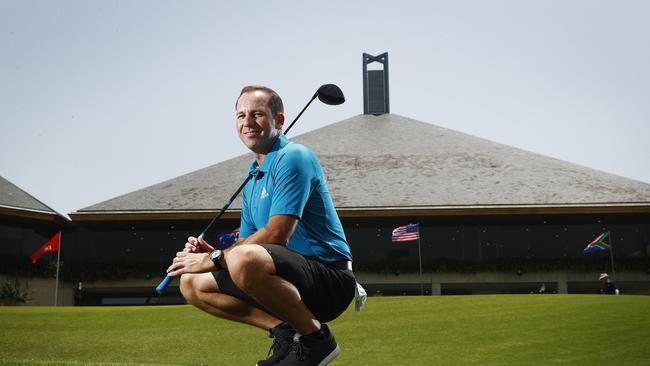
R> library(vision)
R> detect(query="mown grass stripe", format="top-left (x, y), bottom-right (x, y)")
top-left (1, 295), bottom-right (649, 365)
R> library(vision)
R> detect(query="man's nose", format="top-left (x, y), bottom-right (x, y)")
top-left (243, 113), bottom-right (256, 125)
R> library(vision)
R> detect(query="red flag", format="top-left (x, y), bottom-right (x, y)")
top-left (30, 232), bottom-right (61, 264)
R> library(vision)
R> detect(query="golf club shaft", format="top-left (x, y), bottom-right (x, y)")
top-left (155, 175), bottom-right (251, 295)
top-left (284, 94), bottom-right (317, 135)
top-left (156, 92), bottom-right (323, 295)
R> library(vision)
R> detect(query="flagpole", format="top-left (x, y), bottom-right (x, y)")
top-left (417, 224), bottom-right (423, 296)
top-left (608, 231), bottom-right (616, 282)
top-left (54, 232), bottom-right (61, 307)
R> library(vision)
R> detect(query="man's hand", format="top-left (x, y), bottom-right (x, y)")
top-left (183, 236), bottom-right (215, 253)
top-left (166, 251), bottom-right (215, 277)
top-left (165, 236), bottom-right (217, 277)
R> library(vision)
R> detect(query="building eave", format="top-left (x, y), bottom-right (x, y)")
top-left (69, 210), bottom-right (241, 222)
top-left (336, 203), bottom-right (650, 217)
top-left (69, 203), bottom-right (650, 223)
top-left (0, 205), bottom-right (70, 224)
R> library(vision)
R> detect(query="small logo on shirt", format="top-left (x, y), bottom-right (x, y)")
top-left (260, 187), bottom-right (269, 199)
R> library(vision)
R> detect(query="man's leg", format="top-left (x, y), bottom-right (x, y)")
top-left (180, 272), bottom-right (281, 331)
top-left (225, 244), bottom-right (353, 366)
top-left (225, 244), bottom-right (321, 336)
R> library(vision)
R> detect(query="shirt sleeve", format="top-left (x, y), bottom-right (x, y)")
top-left (269, 146), bottom-right (316, 218)
top-left (239, 182), bottom-right (257, 238)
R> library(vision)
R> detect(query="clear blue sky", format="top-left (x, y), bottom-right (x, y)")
top-left (1, 0), bottom-right (649, 216)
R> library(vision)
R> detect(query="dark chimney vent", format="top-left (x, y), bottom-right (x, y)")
top-left (362, 52), bottom-right (390, 115)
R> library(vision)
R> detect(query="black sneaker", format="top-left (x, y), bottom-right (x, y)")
top-left (277, 324), bottom-right (340, 366)
top-left (257, 323), bottom-right (296, 366)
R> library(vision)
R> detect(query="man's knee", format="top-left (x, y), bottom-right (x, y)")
top-left (227, 245), bottom-right (274, 292)
top-left (180, 274), bottom-right (198, 303)
top-left (180, 273), bottom-right (216, 305)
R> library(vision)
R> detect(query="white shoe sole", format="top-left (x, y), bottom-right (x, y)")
top-left (318, 344), bottom-right (340, 366)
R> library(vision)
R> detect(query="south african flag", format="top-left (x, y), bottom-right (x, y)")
top-left (583, 232), bottom-right (610, 254)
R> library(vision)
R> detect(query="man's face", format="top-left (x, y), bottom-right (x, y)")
top-left (236, 90), bottom-right (284, 154)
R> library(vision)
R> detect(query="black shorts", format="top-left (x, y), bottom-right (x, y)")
top-left (213, 244), bottom-right (356, 323)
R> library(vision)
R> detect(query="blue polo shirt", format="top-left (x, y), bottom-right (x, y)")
top-left (239, 135), bottom-right (352, 263)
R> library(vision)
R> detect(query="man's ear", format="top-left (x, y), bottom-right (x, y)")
top-left (274, 112), bottom-right (285, 130)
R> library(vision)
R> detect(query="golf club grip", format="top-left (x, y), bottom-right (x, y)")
top-left (156, 275), bottom-right (173, 295)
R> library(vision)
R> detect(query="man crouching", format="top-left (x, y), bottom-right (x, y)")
top-left (166, 85), bottom-right (356, 366)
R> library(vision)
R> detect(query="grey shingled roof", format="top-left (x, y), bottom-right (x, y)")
top-left (0, 175), bottom-right (63, 217)
top-left (75, 114), bottom-right (650, 214)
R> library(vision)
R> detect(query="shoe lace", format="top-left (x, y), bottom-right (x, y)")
top-left (266, 337), bottom-right (283, 359)
top-left (290, 340), bottom-right (305, 361)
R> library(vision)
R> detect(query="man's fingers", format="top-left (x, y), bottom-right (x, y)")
top-left (197, 236), bottom-right (208, 250)
top-left (187, 236), bottom-right (199, 247)
top-left (183, 236), bottom-right (209, 253)
top-left (198, 236), bottom-right (215, 252)
top-left (166, 267), bottom-right (183, 277)
top-left (166, 262), bottom-right (181, 274)
top-left (168, 252), bottom-right (210, 276)
top-left (172, 252), bottom-right (187, 262)
top-left (167, 252), bottom-right (188, 275)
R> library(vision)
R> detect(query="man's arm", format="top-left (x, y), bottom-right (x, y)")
top-left (229, 214), bottom-right (298, 249)
top-left (182, 213), bottom-right (297, 254)
top-left (166, 214), bottom-right (298, 275)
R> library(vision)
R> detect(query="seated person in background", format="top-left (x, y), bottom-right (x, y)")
top-left (598, 273), bottom-right (619, 295)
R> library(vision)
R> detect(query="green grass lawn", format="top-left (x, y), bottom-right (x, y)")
top-left (1, 295), bottom-right (649, 366)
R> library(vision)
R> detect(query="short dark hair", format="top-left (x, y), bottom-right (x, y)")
top-left (236, 85), bottom-right (284, 117)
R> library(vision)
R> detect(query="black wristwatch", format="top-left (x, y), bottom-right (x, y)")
top-left (209, 249), bottom-right (223, 270)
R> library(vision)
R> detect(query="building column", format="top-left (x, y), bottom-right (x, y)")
top-left (431, 282), bottom-right (441, 296)
top-left (557, 271), bottom-right (568, 294)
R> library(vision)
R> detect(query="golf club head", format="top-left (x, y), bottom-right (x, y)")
top-left (316, 84), bottom-right (345, 105)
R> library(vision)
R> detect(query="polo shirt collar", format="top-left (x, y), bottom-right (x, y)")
top-left (247, 134), bottom-right (291, 176)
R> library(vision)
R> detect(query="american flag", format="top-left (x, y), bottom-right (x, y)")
top-left (392, 224), bottom-right (420, 243)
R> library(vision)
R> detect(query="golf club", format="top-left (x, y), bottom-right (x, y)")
top-left (156, 84), bottom-right (345, 294)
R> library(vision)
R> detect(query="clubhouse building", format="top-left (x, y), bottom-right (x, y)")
top-left (4, 53), bottom-right (650, 305)
top-left (0, 176), bottom-right (70, 305)
top-left (64, 112), bottom-right (650, 304)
